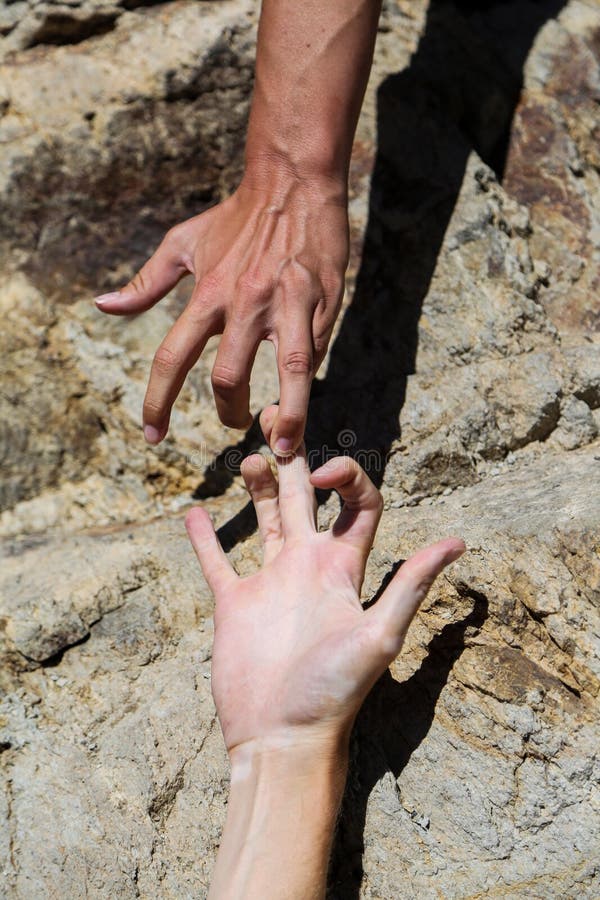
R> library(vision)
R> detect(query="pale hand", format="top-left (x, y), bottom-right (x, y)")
top-left (186, 405), bottom-right (466, 759)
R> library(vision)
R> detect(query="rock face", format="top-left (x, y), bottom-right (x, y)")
top-left (1, 1), bottom-right (599, 898)
top-left (0, 0), bottom-right (256, 296)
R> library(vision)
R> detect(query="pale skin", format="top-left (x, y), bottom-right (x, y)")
top-left (95, 0), bottom-right (382, 455)
top-left (186, 406), bottom-right (466, 899)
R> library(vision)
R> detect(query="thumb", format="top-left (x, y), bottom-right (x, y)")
top-left (368, 538), bottom-right (466, 660)
top-left (94, 227), bottom-right (190, 315)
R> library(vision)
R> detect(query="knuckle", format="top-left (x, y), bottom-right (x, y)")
top-left (143, 394), bottom-right (165, 419)
top-left (129, 267), bottom-right (149, 296)
top-left (152, 345), bottom-right (181, 377)
top-left (262, 523), bottom-right (282, 544)
top-left (187, 293), bottom-right (216, 328)
top-left (313, 334), bottom-right (329, 358)
top-left (321, 269), bottom-right (345, 302)
top-left (237, 271), bottom-right (274, 306)
top-left (198, 270), bottom-right (223, 299)
top-left (163, 222), bottom-right (186, 252)
top-left (211, 364), bottom-right (244, 393)
top-left (281, 350), bottom-right (313, 376)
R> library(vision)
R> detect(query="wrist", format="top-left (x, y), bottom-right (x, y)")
top-left (209, 732), bottom-right (348, 899)
top-left (228, 728), bottom-right (350, 786)
top-left (241, 149), bottom-right (349, 207)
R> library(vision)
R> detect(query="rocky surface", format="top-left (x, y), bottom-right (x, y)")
top-left (1, 0), bottom-right (599, 897)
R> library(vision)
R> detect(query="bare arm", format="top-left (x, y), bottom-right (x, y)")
top-left (96, 1), bottom-right (382, 453)
top-left (211, 739), bottom-right (347, 899)
top-left (245, 0), bottom-right (381, 184)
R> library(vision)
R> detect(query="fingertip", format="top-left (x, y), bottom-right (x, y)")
top-left (143, 424), bottom-right (167, 445)
top-left (185, 505), bottom-right (212, 540)
top-left (427, 538), bottom-right (466, 571)
top-left (184, 506), bottom-right (198, 533)
top-left (240, 452), bottom-right (271, 482)
top-left (94, 291), bottom-right (127, 313)
top-left (240, 451), bottom-right (267, 472)
top-left (310, 456), bottom-right (355, 484)
top-left (217, 409), bottom-right (253, 430)
top-left (270, 409), bottom-right (306, 457)
top-left (94, 291), bottom-right (121, 307)
top-left (401, 538), bottom-right (466, 587)
top-left (442, 538), bottom-right (467, 565)
top-left (185, 506), bottom-right (237, 591)
top-left (240, 453), bottom-right (279, 504)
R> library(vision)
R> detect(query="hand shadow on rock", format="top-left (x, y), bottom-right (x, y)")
top-left (327, 587), bottom-right (489, 899)
top-left (203, 3), bottom-right (562, 893)
top-left (305, 0), bottom-right (567, 485)
top-left (319, 2), bottom-right (564, 895)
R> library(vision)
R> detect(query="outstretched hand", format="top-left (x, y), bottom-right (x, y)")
top-left (186, 405), bottom-right (465, 761)
top-left (95, 180), bottom-right (348, 454)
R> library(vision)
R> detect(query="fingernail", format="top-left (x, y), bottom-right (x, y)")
top-left (274, 438), bottom-right (293, 456)
top-left (94, 291), bottom-right (121, 306)
top-left (144, 424), bottom-right (162, 444)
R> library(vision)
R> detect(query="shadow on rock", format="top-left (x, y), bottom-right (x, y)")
top-left (321, 3), bottom-right (564, 893)
top-left (306, 0), bottom-right (567, 487)
top-left (327, 590), bottom-right (489, 898)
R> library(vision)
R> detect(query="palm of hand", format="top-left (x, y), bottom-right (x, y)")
top-left (211, 538), bottom-right (370, 753)
top-left (187, 406), bottom-right (465, 756)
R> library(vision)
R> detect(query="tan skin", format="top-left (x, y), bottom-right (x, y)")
top-left (95, 0), bottom-right (382, 454)
top-left (186, 406), bottom-right (465, 899)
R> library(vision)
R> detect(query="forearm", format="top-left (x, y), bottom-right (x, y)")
top-left (209, 737), bottom-right (348, 899)
top-left (244, 0), bottom-right (382, 190)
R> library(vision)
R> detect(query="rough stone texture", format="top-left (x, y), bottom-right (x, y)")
top-left (0, 0), bottom-right (257, 295)
top-left (1, 0), bottom-right (599, 898)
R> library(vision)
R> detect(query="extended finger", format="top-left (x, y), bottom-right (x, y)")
top-left (143, 301), bottom-right (218, 443)
top-left (211, 321), bottom-right (261, 430)
top-left (310, 456), bottom-right (383, 556)
top-left (95, 227), bottom-right (190, 315)
top-left (270, 313), bottom-right (314, 456)
top-left (368, 538), bottom-right (466, 660)
top-left (260, 404), bottom-right (316, 540)
top-left (240, 453), bottom-right (282, 564)
top-left (185, 506), bottom-right (238, 595)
